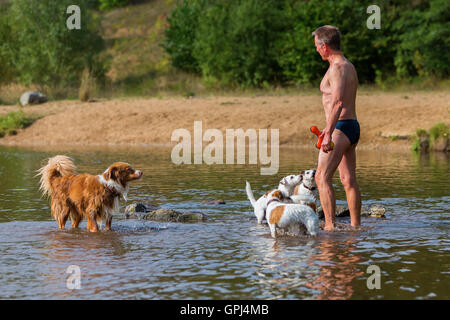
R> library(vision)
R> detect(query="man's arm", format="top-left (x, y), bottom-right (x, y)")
top-left (321, 64), bottom-right (346, 152)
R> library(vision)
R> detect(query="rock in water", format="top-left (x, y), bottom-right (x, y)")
top-left (317, 205), bottom-right (349, 219)
top-left (316, 204), bottom-right (386, 218)
top-left (20, 92), bottom-right (47, 106)
top-left (432, 136), bottom-right (449, 152)
top-left (124, 202), bottom-right (160, 219)
top-left (145, 209), bottom-right (208, 222)
top-left (124, 202), bottom-right (208, 222)
top-left (201, 199), bottom-right (226, 205)
top-left (364, 204), bottom-right (386, 217)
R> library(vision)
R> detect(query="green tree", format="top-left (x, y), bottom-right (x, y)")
top-left (164, 0), bottom-right (449, 87)
top-left (394, 0), bottom-right (450, 78)
top-left (275, 0), bottom-right (401, 85)
top-left (193, 0), bottom-right (287, 87)
top-left (8, 0), bottom-right (107, 89)
top-left (0, 5), bottom-right (17, 84)
top-left (163, 0), bottom-right (202, 72)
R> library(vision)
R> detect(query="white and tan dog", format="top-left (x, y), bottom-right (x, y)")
top-left (265, 189), bottom-right (319, 238)
top-left (246, 174), bottom-right (302, 224)
top-left (290, 169), bottom-right (318, 212)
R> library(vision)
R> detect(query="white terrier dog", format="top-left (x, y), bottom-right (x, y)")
top-left (245, 174), bottom-right (302, 224)
top-left (290, 169), bottom-right (318, 212)
top-left (265, 189), bottom-right (319, 238)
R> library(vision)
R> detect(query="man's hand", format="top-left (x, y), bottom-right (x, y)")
top-left (320, 129), bottom-right (334, 153)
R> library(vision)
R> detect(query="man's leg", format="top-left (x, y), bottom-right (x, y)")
top-left (338, 144), bottom-right (361, 227)
top-left (315, 130), bottom-right (350, 231)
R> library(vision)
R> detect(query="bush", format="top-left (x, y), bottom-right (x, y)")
top-left (164, 0), bottom-right (288, 87)
top-left (394, 0), bottom-right (450, 79)
top-left (163, 0), bottom-right (202, 72)
top-left (0, 5), bottom-right (17, 85)
top-left (165, 0), bottom-right (400, 86)
top-left (429, 122), bottom-right (449, 150)
top-left (7, 0), bottom-right (107, 91)
top-left (0, 110), bottom-right (35, 137)
top-left (412, 124), bottom-right (449, 153)
top-left (164, 0), bottom-right (449, 87)
top-left (194, 0), bottom-right (287, 86)
top-left (274, 0), bottom-right (403, 85)
top-left (412, 129), bottom-right (429, 152)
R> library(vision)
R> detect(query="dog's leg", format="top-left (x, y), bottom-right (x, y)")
top-left (55, 210), bottom-right (69, 229)
top-left (255, 208), bottom-right (265, 224)
top-left (86, 211), bottom-right (99, 232)
top-left (269, 223), bottom-right (277, 238)
top-left (70, 210), bottom-right (82, 228)
top-left (289, 224), bottom-right (301, 236)
top-left (104, 216), bottom-right (112, 231)
top-left (61, 210), bottom-right (70, 228)
top-left (67, 202), bottom-right (82, 228)
top-left (52, 198), bottom-right (68, 229)
top-left (56, 216), bottom-right (66, 229)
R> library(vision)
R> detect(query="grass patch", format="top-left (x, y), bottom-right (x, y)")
top-left (220, 101), bottom-right (241, 105)
top-left (390, 135), bottom-right (399, 141)
top-left (0, 110), bottom-right (36, 137)
top-left (412, 123), bottom-right (449, 153)
top-left (429, 122), bottom-right (449, 142)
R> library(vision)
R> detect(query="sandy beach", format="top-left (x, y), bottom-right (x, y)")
top-left (1, 91), bottom-right (448, 150)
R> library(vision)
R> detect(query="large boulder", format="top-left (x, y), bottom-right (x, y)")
top-left (124, 202), bottom-right (160, 219)
top-left (362, 204), bottom-right (386, 217)
top-left (145, 209), bottom-right (208, 222)
top-left (317, 204), bottom-right (386, 218)
top-left (432, 136), bottom-right (449, 152)
top-left (20, 92), bottom-right (47, 106)
top-left (124, 202), bottom-right (208, 222)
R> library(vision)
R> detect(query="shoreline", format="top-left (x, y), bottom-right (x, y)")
top-left (0, 141), bottom-right (413, 152)
top-left (1, 91), bottom-right (448, 150)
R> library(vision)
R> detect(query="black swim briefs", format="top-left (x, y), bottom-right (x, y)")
top-left (335, 119), bottom-right (360, 145)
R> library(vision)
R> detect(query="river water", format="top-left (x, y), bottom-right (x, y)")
top-left (0, 145), bottom-right (448, 299)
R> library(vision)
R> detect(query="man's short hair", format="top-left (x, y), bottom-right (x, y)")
top-left (312, 25), bottom-right (341, 51)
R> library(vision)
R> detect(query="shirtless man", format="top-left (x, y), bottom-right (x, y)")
top-left (312, 25), bottom-right (361, 231)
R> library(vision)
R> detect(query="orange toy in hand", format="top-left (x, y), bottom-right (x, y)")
top-left (311, 126), bottom-right (334, 149)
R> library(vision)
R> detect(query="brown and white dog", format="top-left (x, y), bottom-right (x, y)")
top-left (265, 189), bottom-right (319, 238)
top-left (246, 174), bottom-right (302, 224)
top-left (37, 155), bottom-right (143, 232)
top-left (290, 169), bottom-right (318, 212)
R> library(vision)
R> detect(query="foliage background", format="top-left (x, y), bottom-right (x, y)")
top-left (164, 0), bottom-right (449, 87)
top-left (0, 0), bottom-right (448, 101)
top-left (0, 0), bottom-right (106, 99)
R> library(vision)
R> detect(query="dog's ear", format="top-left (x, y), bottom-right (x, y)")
top-left (300, 171), bottom-right (305, 180)
top-left (104, 166), bottom-right (117, 181)
top-left (272, 190), bottom-right (283, 200)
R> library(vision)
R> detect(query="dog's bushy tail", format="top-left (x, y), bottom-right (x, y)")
top-left (245, 181), bottom-right (257, 207)
top-left (36, 155), bottom-right (76, 198)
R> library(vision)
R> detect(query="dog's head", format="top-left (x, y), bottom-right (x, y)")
top-left (103, 162), bottom-right (143, 188)
top-left (265, 189), bottom-right (284, 206)
top-left (301, 169), bottom-right (316, 183)
top-left (279, 174), bottom-right (302, 188)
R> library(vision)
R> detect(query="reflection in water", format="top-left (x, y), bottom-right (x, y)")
top-left (251, 236), bottom-right (320, 300)
top-left (0, 146), bottom-right (448, 299)
top-left (305, 238), bottom-right (364, 300)
top-left (41, 230), bottom-right (127, 298)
